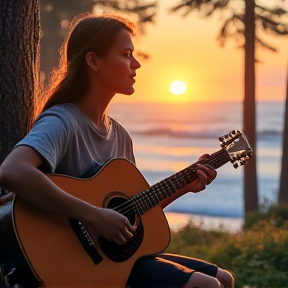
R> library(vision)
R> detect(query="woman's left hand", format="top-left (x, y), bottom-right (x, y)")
top-left (186, 154), bottom-right (217, 193)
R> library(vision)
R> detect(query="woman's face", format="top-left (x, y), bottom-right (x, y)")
top-left (96, 28), bottom-right (141, 95)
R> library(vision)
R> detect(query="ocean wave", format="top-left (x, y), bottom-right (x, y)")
top-left (131, 129), bottom-right (231, 139)
top-left (258, 130), bottom-right (282, 137)
top-left (131, 128), bottom-right (282, 139)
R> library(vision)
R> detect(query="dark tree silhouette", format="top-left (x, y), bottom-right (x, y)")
top-left (0, 0), bottom-right (156, 163)
top-left (40, 0), bottom-right (157, 80)
top-left (278, 68), bottom-right (288, 203)
top-left (170, 0), bottom-right (288, 217)
top-left (0, 0), bottom-right (40, 164)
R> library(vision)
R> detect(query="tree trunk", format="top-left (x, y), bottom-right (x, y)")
top-left (278, 68), bottom-right (288, 203)
top-left (243, 0), bottom-right (258, 215)
top-left (0, 0), bottom-right (40, 164)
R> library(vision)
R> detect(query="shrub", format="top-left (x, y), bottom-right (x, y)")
top-left (166, 209), bottom-right (288, 288)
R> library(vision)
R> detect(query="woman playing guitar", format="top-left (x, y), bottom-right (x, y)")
top-left (0, 13), bottom-right (234, 288)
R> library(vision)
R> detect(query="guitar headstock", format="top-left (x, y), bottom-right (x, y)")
top-left (219, 130), bottom-right (253, 169)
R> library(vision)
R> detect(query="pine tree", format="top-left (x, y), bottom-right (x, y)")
top-left (170, 0), bottom-right (288, 216)
top-left (40, 0), bottom-right (157, 80)
top-left (278, 67), bottom-right (288, 203)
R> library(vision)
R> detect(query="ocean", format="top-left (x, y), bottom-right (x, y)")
top-left (109, 101), bottom-right (285, 232)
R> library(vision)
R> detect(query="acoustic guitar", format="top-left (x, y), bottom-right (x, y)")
top-left (11, 130), bottom-right (252, 287)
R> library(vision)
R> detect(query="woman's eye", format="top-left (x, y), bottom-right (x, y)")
top-left (125, 53), bottom-right (132, 58)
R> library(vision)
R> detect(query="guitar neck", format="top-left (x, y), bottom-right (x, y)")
top-left (130, 148), bottom-right (230, 215)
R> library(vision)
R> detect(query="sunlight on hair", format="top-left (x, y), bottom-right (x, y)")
top-left (94, 6), bottom-right (104, 15)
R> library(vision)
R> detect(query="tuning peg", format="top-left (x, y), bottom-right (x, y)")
top-left (219, 136), bottom-right (225, 142)
top-left (233, 162), bottom-right (239, 169)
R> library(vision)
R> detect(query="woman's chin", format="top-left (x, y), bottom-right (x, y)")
top-left (120, 88), bottom-right (135, 96)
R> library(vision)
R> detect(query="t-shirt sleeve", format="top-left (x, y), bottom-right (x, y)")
top-left (112, 118), bottom-right (136, 165)
top-left (128, 137), bottom-right (136, 165)
top-left (14, 110), bottom-right (72, 172)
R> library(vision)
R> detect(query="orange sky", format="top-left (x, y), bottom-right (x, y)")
top-left (113, 0), bottom-right (288, 104)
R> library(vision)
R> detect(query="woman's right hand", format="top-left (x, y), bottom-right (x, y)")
top-left (85, 207), bottom-right (137, 245)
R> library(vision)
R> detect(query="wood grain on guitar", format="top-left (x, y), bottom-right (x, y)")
top-left (12, 130), bottom-right (252, 288)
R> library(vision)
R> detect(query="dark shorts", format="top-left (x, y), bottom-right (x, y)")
top-left (127, 253), bottom-right (218, 288)
top-left (1, 254), bottom-right (217, 288)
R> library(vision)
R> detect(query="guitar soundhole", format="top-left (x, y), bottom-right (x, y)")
top-left (99, 196), bottom-right (144, 262)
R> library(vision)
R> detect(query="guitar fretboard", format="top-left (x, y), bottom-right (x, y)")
top-left (129, 148), bottom-right (230, 215)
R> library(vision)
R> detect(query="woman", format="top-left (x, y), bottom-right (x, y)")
top-left (0, 13), bottom-right (234, 288)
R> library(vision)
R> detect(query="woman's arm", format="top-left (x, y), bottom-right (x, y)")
top-left (0, 146), bottom-right (98, 220)
top-left (0, 146), bottom-right (135, 244)
top-left (0, 192), bottom-right (14, 205)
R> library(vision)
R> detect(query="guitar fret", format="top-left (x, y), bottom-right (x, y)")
top-left (166, 180), bottom-right (176, 195)
top-left (141, 192), bottom-right (151, 212)
top-left (172, 175), bottom-right (181, 190)
top-left (153, 185), bottom-right (164, 201)
top-left (164, 187), bottom-right (172, 197)
top-left (133, 194), bottom-right (145, 215)
top-left (133, 200), bottom-right (141, 215)
top-left (158, 187), bottom-right (165, 200)
top-left (150, 189), bottom-right (159, 206)
top-left (143, 190), bottom-right (154, 210)
top-left (184, 174), bottom-right (192, 185)
top-left (163, 183), bottom-right (173, 197)
top-left (136, 192), bottom-right (147, 213)
top-left (167, 178), bottom-right (177, 193)
top-left (149, 186), bottom-right (159, 203)
top-left (133, 189), bottom-right (157, 215)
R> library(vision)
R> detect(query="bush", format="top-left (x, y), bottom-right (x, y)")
top-left (166, 207), bottom-right (288, 288)
top-left (244, 203), bottom-right (288, 230)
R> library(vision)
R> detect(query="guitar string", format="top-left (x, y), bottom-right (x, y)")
top-left (113, 166), bottom-right (196, 216)
top-left (113, 153), bottom-right (226, 217)
top-left (113, 175), bottom-right (184, 216)
top-left (113, 153), bottom-right (224, 216)
top-left (113, 154), bottom-right (225, 216)
top-left (112, 152), bottom-right (227, 217)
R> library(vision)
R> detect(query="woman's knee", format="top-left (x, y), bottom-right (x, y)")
top-left (183, 271), bottom-right (222, 288)
top-left (216, 268), bottom-right (234, 288)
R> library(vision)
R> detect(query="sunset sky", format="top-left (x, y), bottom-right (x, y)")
top-left (113, 0), bottom-right (288, 104)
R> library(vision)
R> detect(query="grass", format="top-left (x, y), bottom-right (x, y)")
top-left (166, 204), bottom-right (288, 288)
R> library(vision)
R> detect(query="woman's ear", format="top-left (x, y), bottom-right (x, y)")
top-left (85, 52), bottom-right (99, 72)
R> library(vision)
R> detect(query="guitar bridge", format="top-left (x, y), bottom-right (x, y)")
top-left (70, 218), bottom-right (103, 265)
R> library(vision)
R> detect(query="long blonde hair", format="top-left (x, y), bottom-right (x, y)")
top-left (36, 13), bottom-right (136, 118)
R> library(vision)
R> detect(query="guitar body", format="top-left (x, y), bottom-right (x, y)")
top-left (11, 130), bottom-right (253, 287)
top-left (12, 159), bottom-right (171, 288)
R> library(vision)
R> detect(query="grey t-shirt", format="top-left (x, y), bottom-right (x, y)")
top-left (15, 103), bottom-right (135, 178)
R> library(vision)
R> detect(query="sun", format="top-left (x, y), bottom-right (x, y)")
top-left (169, 80), bottom-right (187, 95)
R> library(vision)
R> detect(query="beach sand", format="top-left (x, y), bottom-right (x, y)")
top-left (165, 212), bottom-right (244, 233)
